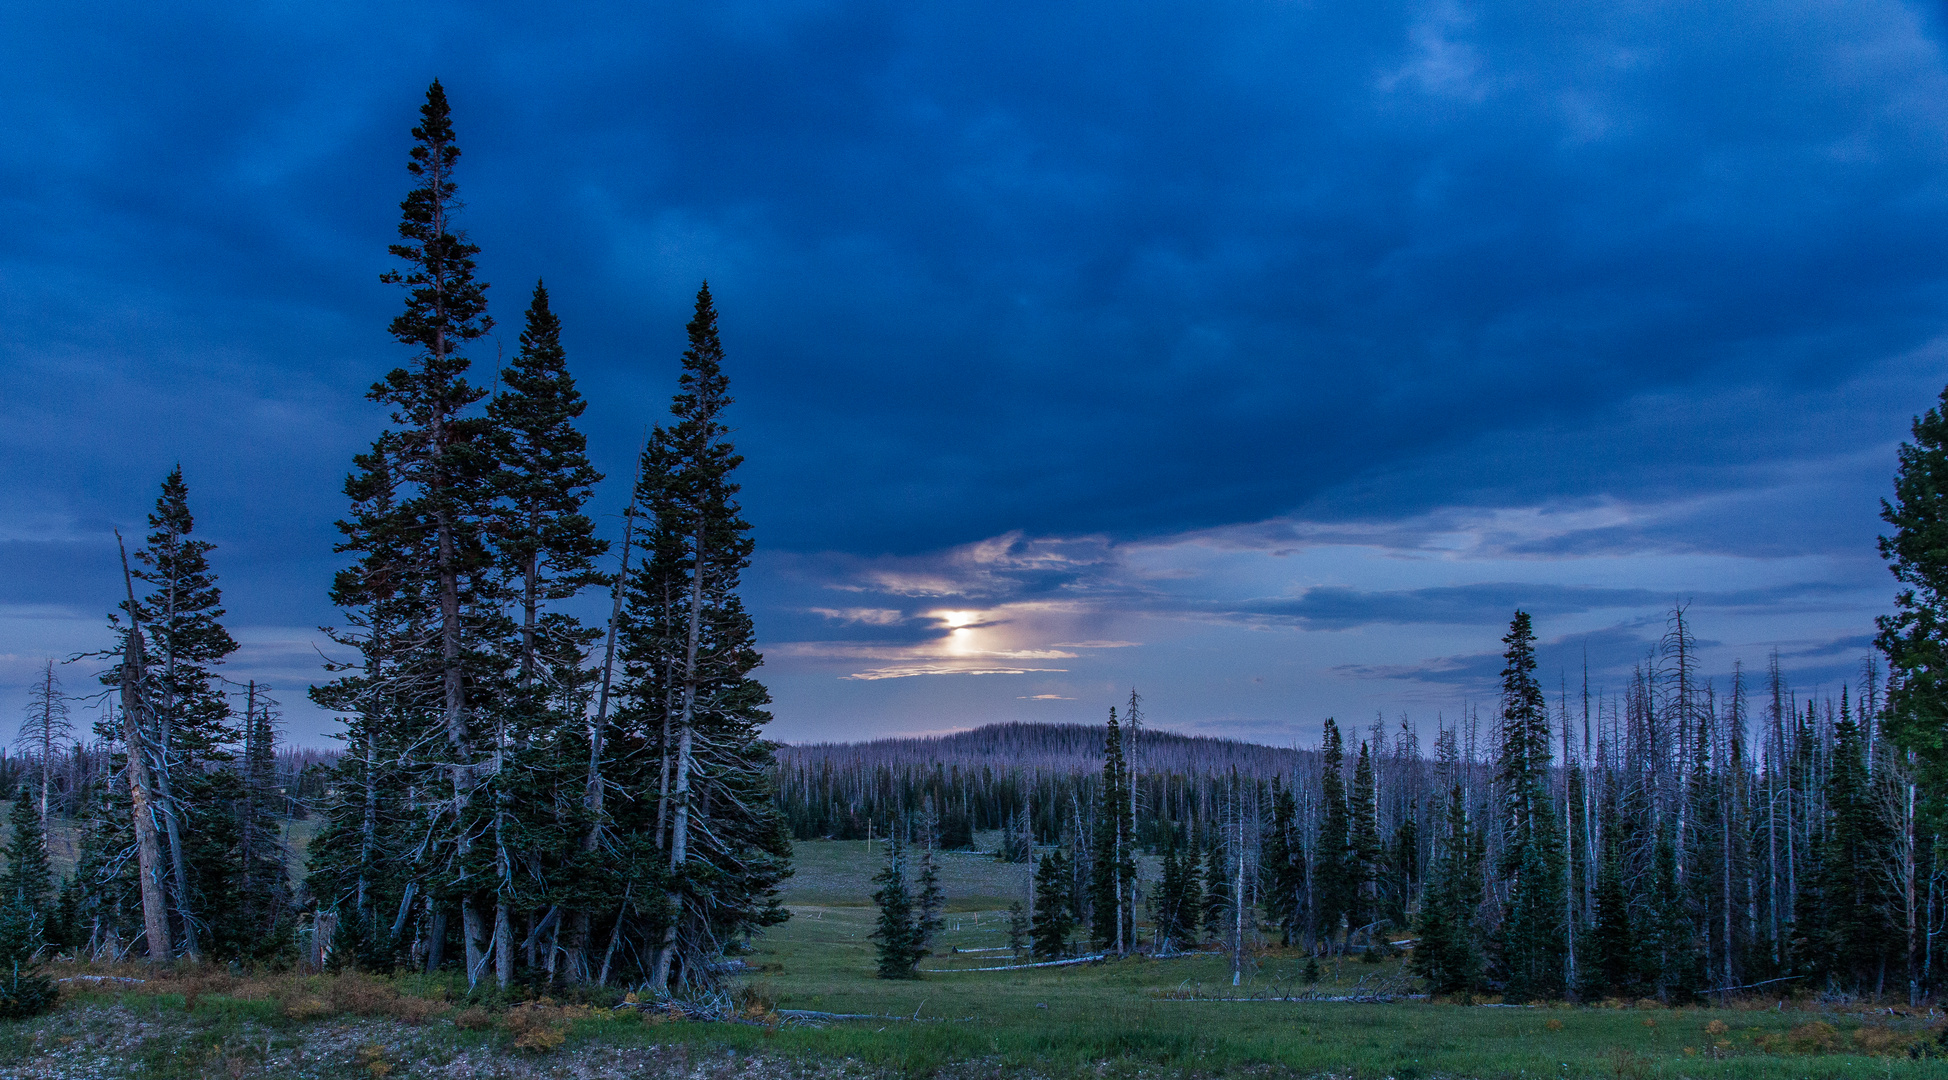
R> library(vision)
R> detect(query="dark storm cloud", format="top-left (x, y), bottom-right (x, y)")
top-left (0, 1), bottom-right (1939, 737)
top-left (7, 2), bottom-right (1948, 557)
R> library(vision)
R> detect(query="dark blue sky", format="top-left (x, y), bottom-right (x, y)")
top-left (3, 1), bottom-right (1942, 746)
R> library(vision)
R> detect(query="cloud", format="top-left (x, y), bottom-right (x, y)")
top-left (0, 0), bottom-right (1931, 741)
top-left (843, 666), bottom-right (1070, 682)
top-left (807, 607), bottom-right (906, 626)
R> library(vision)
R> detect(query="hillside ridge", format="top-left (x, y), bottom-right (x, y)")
top-left (779, 720), bottom-right (1314, 778)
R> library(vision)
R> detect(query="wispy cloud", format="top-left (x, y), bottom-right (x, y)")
top-left (843, 666), bottom-right (1071, 682)
top-left (807, 607), bottom-right (906, 626)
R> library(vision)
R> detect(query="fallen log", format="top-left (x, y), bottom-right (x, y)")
top-left (921, 953), bottom-right (1106, 973)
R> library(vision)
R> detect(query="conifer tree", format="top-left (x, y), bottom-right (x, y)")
top-left (234, 682), bottom-right (290, 951)
top-left (1260, 780), bottom-right (1305, 946)
top-left (914, 826), bottom-right (945, 959)
top-left (617, 284), bottom-right (791, 993)
top-left (1579, 810), bottom-right (1637, 1001)
top-left (307, 436), bottom-right (424, 971)
top-left (1317, 719), bottom-right (1351, 951)
top-left (1642, 825), bottom-right (1703, 1001)
top-left (1200, 829), bottom-right (1233, 943)
top-left (370, 77), bottom-right (500, 983)
top-left (1412, 774), bottom-right (1483, 996)
top-left (1492, 611), bottom-right (1567, 1000)
top-left (1090, 707), bottom-right (1134, 952)
top-left (1817, 698), bottom-right (1895, 987)
top-left (1878, 380), bottom-right (1948, 793)
top-left (1152, 842), bottom-right (1199, 951)
top-left (1, 797), bottom-right (53, 931)
top-left (94, 469), bottom-right (239, 961)
top-left (1349, 740), bottom-right (1380, 938)
top-left (0, 888), bottom-right (53, 1018)
top-left (482, 279), bottom-right (606, 985)
top-left (1030, 848), bottom-right (1075, 959)
top-left (870, 833), bottom-right (923, 978)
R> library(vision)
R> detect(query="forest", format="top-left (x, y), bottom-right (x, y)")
top-left (0, 80), bottom-right (789, 1010)
top-left (813, 612), bottom-right (1938, 1006)
top-left (1, 77), bottom-right (1947, 1078)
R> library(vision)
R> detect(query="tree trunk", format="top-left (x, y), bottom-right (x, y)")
top-left (425, 904), bottom-right (446, 974)
top-left (650, 525), bottom-right (708, 994)
top-left (115, 535), bottom-right (172, 963)
top-left (571, 484), bottom-right (638, 985)
top-left (462, 901), bottom-right (488, 988)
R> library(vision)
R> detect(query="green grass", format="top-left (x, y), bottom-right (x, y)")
top-left (720, 840), bottom-right (1947, 1077)
top-left (1, 837), bottom-right (1943, 1078)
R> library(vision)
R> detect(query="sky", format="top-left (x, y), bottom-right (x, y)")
top-left (2, 0), bottom-right (1944, 749)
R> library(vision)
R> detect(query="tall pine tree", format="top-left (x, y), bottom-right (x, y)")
top-left (617, 284), bottom-right (791, 993)
top-left (1493, 611), bottom-right (1567, 1000)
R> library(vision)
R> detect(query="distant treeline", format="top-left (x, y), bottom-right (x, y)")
top-left (776, 722), bottom-right (1309, 847)
top-left (789, 609), bottom-right (1944, 1004)
top-left (0, 742), bottom-right (331, 821)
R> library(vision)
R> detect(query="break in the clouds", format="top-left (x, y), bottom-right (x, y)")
top-left (1, 0), bottom-right (1942, 744)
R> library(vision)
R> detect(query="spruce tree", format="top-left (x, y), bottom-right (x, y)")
top-left (1817, 699), bottom-right (1895, 988)
top-left (1317, 719), bottom-right (1351, 951)
top-left (1412, 776), bottom-right (1483, 996)
top-left (870, 833), bottom-right (923, 978)
top-left (1349, 741), bottom-right (1380, 937)
top-left (1579, 807), bottom-right (1638, 1001)
top-left (1151, 843), bottom-right (1193, 951)
top-left (482, 279), bottom-right (606, 986)
top-left (306, 437), bottom-right (424, 971)
top-left (1878, 380), bottom-right (1948, 792)
top-left (94, 468), bottom-right (240, 961)
top-left (1642, 825), bottom-right (1704, 1002)
top-left (1492, 611), bottom-right (1567, 1000)
top-left (2, 797), bottom-right (53, 930)
top-left (1030, 848), bottom-right (1075, 959)
top-left (370, 78), bottom-right (500, 983)
top-left (1089, 707), bottom-right (1134, 952)
top-left (617, 284), bottom-right (791, 992)
top-left (0, 891), bottom-right (53, 1018)
top-left (1200, 829), bottom-right (1233, 944)
top-left (1260, 781), bottom-right (1305, 946)
top-left (914, 842), bottom-right (945, 958)
top-left (234, 682), bottom-right (290, 953)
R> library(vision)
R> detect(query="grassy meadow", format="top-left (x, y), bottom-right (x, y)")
top-left (0, 832), bottom-right (1944, 1078)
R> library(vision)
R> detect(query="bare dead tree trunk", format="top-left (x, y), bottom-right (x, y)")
top-left (115, 534), bottom-right (172, 962)
top-left (649, 524), bottom-right (708, 993)
top-left (358, 724), bottom-right (378, 918)
top-left (147, 527), bottom-right (200, 963)
top-left (567, 471), bottom-right (639, 984)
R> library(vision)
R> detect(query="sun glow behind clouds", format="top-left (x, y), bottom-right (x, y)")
top-left (756, 472), bottom-right (1893, 741)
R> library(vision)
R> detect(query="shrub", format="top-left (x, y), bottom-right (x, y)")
top-left (1784, 1021), bottom-right (1838, 1054)
top-left (502, 999), bottom-right (591, 1053)
top-left (454, 1005), bottom-right (495, 1031)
